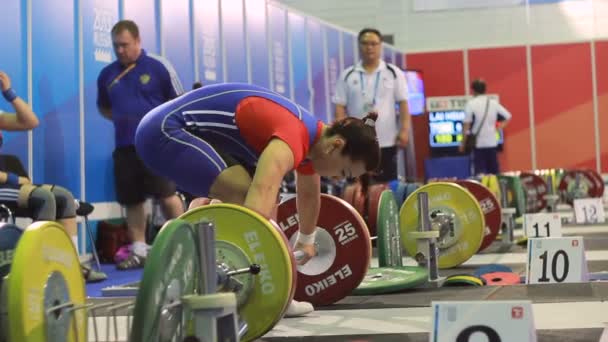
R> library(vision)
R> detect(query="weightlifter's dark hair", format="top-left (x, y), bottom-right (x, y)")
top-left (326, 112), bottom-right (380, 173)
top-left (112, 20), bottom-right (140, 39)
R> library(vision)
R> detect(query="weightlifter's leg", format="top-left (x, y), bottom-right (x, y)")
top-left (208, 165), bottom-right (252, 205)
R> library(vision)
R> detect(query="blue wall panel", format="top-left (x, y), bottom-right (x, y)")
top-left (222, 0), bottom-right (248, 83)
top-left (384, 46), bottom-right (395, 65)
top-left (325, 27), bottom-right (340, 121)
top-left (289, 12), bottom-right (309, 110)
top-left (194, 0), bottom-right (223, 85)
top-left (246, 0), bottom-right (270, 88)
top-left (0, 0), bottom-right (28, 165)
top-left (268, 4), bottom-right (290, 97)
top-left (308, 20), bottom-right (327, 123)
top-left (342, 32), bottom-right (356, 70)
top-left (122, 0), bottom-right (159, 54)
top-left (395, 51), bottom-right (405, 69)
top-left (161, 0), bottom-right (193, 90)
top-left (31, 0), bottom-right (80, 196)
top-left (83, 0), bottom-right (119, 202)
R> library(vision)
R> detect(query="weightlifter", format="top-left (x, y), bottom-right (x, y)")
top-left (134, 82), bottom-right (381, 316)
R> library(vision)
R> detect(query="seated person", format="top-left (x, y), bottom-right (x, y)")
top-left (0, 70), bottom-right (106, 282)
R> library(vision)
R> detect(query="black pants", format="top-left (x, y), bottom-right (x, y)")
top-left (473, 147), bottom-right (499, 175)
top-left (113, 145), bottom-right (177, 205)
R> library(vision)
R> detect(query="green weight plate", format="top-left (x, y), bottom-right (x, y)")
top-left (377, 190), bottom-right (403, 267)
top-left (400, 182), bottom-right (485, 269)
top-left (497, 175), bottom-right (526, 216)
top-left (351, 266), bottom-right (428, 295)
top-left (131, 219), bottom-right (198, 342)
top-left (8, 222), bottom-right (86, 342)
top-left (179, 204), bottom-right (294, 342)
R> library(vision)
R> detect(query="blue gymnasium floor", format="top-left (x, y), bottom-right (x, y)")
top-left (86, 263), bottom-right (142, 298)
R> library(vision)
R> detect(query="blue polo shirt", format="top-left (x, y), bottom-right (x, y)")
top-left (97, 50), bottom-right (184, 147)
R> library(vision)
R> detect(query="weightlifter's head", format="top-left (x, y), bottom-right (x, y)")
top-left (309, 113), bottom-right (380, 180)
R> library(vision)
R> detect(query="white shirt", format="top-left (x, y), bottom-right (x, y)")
top-left (333, 60), bottom-right (408, 148)
top-left (463, 95), bottom-right (512, 148)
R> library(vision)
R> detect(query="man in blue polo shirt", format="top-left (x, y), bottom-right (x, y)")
top-left (97, 20), bottom-right (185, 270)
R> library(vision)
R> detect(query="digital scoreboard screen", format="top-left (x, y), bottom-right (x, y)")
top-left (429, 110), bottom-right (503, 148)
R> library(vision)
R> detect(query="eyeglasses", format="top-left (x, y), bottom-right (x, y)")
top-left (359, 41), bottom-right (381, 47)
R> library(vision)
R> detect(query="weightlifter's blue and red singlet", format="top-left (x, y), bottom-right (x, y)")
top-left (135, 83), bottom-right (323, 196)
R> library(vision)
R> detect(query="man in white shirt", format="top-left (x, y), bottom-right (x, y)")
top-left (333, 28), bottom-right (411, 182)
top-left (459, 79), bottom-right (512, 175)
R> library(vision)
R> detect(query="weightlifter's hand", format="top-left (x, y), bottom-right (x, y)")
top-left (293, 241), bottom-right (316, 265)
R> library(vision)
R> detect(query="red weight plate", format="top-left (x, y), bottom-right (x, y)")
top-left (481, 272), bottom-right (521, 286)
top-left (558, 170), bottom-right (597, 205)
top-left (353, 184), bottom-right (366, 218)
top-left (342, 183), bottom-right (357, 207)
top-left (454, 180), bottom-right (502, 252)
top-left (366, 183), bottom-right (389, 237)
top-left (584, 169), bottom-right (604, 198)
top-left (519, 172), bottom-right (548, 213)
top-left (276, 194), bottom-right (371, 306)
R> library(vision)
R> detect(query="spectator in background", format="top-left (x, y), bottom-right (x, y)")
top-left (333, 28), bottom-right (411, 182)
top-left (97, 20), bottom-right (185, 270)
top-left (459, 79), bottom-right (512, 175)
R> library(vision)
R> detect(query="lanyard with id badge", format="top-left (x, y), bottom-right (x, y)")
top-left (360, 72), bottom-right (380, 113)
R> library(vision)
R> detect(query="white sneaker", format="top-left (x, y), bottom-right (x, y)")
top-left (284, 300), bottom-right (314, 317)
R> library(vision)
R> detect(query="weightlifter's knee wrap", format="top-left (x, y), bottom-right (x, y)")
top-left (19, 184), bottom-right (56, 221)
top-left (48, 185), bottom-right (77, 219)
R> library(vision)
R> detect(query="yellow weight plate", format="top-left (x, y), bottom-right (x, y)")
top-left (8, 222), bottom-right (86, 342)
top-left (179, 204), bottom-right (294, 342)
top-left (1, 275), bottom-right (8, 341)
top-left (400, 182), bottom-right (485, 269)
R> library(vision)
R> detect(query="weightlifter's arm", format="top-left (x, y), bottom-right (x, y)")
top-left (295, 172), bottom-right (321, 236)
top-left (245, 139), bottom-right (294, 219)
top-left (0, 71), bottom-right (39, 131)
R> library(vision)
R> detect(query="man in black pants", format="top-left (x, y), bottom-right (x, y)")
top-left (97, 20), bottom-right (185, 269)
top-left (460, 79), bottom-right (512, 175)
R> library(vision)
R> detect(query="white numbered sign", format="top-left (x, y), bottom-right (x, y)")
top-left (523, 213), bottom-right (562, 238)
top-left (430, 301), bottom-right (536, 342)
top-left (526, 237), bottom-right (588, 284)
top-left (573, 198), bottom-right (605, 224)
